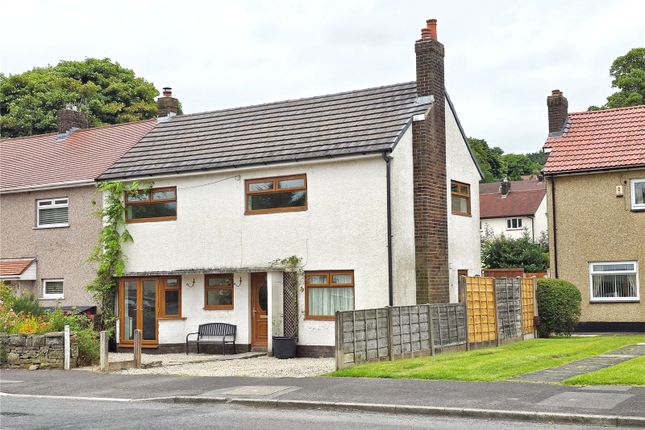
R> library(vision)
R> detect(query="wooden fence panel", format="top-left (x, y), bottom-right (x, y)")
top-left (521, 278), bottom-right (537, 335)
top-left (466, 277), bottom-right (497, 343)
top-left (494, 277), bottom-right (522, 340)
top-left (430, 304), bottom-right (466, 348)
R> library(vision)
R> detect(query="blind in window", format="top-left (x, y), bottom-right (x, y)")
top-left (45, 281), bottom-right (64, 295)
top-left (39, 207), bottom-right (68, 225)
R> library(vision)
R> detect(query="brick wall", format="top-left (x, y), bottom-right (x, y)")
top-left (547, 90), bottom-right (568, 134)
top-left (413, 33), bottom-right (450, 304)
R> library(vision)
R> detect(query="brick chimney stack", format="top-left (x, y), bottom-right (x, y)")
top-left (547, 89), bottom-right (568, 134)
top-left (413, 18), bottom-right (450, 304)
top-left (57, 105), bottom-right (87, 134)
top-left (500, 179), bottom-right (511, 196)
top-left (157, 87), bottom-right (180, 118)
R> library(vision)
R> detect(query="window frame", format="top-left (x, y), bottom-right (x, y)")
top-left (125, 186), bottom-right (177, 223)
top-left (158, 276), bottom-right (182, 319)
top-left (506, 217), bottom-right (523, 230)
top-left (36, 197), bottom-right (69, 228)
top-left (204, 274), bottom-right (234, 310)
top-left (42, 279), bottom-right (64, 300)
top-left (631, 178), bottom-right (645, 211)
top-left (245, 174), bottom-right (307, 215)
top-left (304, 270), bottom-right (355, 321)
top-left (450, 180), bottom-right (471, 217)
top-left (589, 261), bottom-right (640, 303)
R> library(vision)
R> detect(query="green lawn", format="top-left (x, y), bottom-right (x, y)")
top-left (330, 336), bottom-right (645, 382)
top-left (564, 354), bottom-right (645, 386)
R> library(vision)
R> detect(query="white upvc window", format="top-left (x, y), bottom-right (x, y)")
top-left (506, 217), bottom-right (523, 230)
top-left (43, 279), bottom-right (64, 299)
top-left (37, 198), bottom-right (69, 228)
top-left (589, 261), bottom-right (639, 302)
top-left (631, 179), bottom-right (645, 211)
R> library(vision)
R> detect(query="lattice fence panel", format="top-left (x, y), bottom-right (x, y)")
top-left (466, 277), bottom-right (497, 343)
top-left (282, 271), bottom-right (299, 338)
top-left (495, 278), bottom-right (522, 340)
top-left (521, 278), bottom-right (537, 335)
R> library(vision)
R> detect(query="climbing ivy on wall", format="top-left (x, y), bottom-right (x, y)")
top-left (86, 181), bottom-right (141, 332)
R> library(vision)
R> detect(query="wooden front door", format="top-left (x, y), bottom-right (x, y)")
top-left (118, 278), bottom-right (158, 347)
top-left (251, 272), bottom-right (268, 348)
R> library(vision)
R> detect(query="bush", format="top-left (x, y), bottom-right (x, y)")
top-left (482, 231), bottom-right (549, 273)
top-left (11, 292), bottom-right (44, 316)
top-left (536, 279), bottom-right (581, 337)
top-left (48, 309), bottom-right (99, 365)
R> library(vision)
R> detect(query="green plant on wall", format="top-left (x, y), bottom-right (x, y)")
top-left (269, 256), bottom-right (303, 338)
top-left (86, 180), bottom-right (145, 333)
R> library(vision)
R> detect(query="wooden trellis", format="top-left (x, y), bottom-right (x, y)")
top-left (465, 276), bottom-right (497, 343)
top-left (521, 278), bottom-right (536, 335)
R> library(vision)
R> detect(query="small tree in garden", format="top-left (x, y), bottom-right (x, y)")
top-left (481, 231), bottom-right (548, 273)
top-left (536, 279), bottom-right (582, 337)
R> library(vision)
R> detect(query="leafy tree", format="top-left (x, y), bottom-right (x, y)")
top-left (0, 58), bottom-right (159, 137)
top-left (467, 137), bottom-right (505, 182)
top-left (500, 153), bottom-right (542, 180)
top-left (468, 137), bottom-right (544, 183)
top-left (526, 150), bottom-right (547, 167)
top-left (481, 231), bottom-right (549, 273)
top-left (589, 47), bottom-right (645, 110)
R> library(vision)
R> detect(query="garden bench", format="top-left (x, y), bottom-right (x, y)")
top-left (186, 323), bottom-right (237, 355)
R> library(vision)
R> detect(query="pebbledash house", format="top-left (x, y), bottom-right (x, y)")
top-left (98, 20), bottom-right (483, 356)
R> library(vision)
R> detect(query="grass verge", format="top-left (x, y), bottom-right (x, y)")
top-left (329, 336), bottom-right (645, 381)
top-left (564, 354), bottom-right (645, 386)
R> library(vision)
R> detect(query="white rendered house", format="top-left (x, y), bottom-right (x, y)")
top-left (99, 20), bottom-right (482, 356)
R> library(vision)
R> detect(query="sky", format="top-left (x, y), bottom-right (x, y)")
top-left (1, 0), bottom-right (644, 154)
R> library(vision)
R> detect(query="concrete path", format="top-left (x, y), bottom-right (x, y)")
top-left (511, 343), bottom-right (645, 383)
top-left (2, 369), bottom-right (645, 426)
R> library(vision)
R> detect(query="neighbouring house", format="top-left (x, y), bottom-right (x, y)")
top-left (0, 110), bottom-right (155, 308)
top-left (97, 20), bottom-right (483, 355)
top-left (479, 178), bottom-right (547, 241)
top-left (543, 89), bottom-right (645, 331)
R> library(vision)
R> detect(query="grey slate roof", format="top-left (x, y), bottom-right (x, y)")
top-left (99, 82), bottom-right (431, 180)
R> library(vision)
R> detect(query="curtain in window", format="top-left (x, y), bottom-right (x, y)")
top-left (592, 274), bottom-right (637, 298)
top-left (308, 287), bottom-right (353, 316)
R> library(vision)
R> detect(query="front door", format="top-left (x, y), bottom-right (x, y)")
top-left (251, 272), bottom-right (268, 349)
top-left (119, 278), bottom-right (158, 347)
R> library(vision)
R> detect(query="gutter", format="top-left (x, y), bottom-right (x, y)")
top-left (0, 179), bottom-right (95, 195)
top-left (383, 152), bottom-right (394, 307)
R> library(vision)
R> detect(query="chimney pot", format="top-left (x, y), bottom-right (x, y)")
top-left (421, 18), bottom-right (438, 40)
top-left (162, 87), bottom-right (172, 97)
top-left (157, 86), bottom-right (179, 118)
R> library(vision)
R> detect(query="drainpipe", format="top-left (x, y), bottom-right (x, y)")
top-left (383, 153), bottom-right (394, 306)
top-left (550, 176), bottom-right (558, 278)
top-left (530, 215), bottom-right (535, 242)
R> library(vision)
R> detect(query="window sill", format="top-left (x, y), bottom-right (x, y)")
top-left (506, 228), bottom-right (524, 231)
top-left (451, 212), bottom-right (471, 218)
top-left (34, 225), bottom-right (69, 230)
top-left (126, 216), bottom-right (177, 224)
top-left (41, 297), bottom-right (64, 300)
top-left (203, 307), bottom-right (234, 311)
top-left (305, 316), bottom-right (336, 321)
top-left (158, 316), bottom-right (186, 321)
top-left (245, 207), bottom-right (307, 216)
top-left (590, 299), bottom-right (640, 304)
top-left (630, 207), bottom-right (645, 212)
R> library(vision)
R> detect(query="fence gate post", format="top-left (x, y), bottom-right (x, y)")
top-left (335, 311), bottom-right (343, 370)
top-left (387, 306), bottom-right (394, 361)
top-left (460, 276), bottom-right (470, 351)
top-left (100, 331), bottom-right (108, 372)
top-left (493, 279), bottom-right (501, 347)
top-left (134, 329), bottom-right (142, 369)
top-left (64, 325), bottom-right (71, 370)
top-left (427, 305), bottom-right (435, 356)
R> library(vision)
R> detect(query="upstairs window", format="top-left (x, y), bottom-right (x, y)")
top-left (506, 218), bottom-right (523, 230)
top-left (37, 198), bottom-right (69, 228)
top-left (245, 174), bottom-right (307, 215)
top-left (590, 262), bottom-right (639, 302)
top-left (451, 181), bottom-right (471, 216)
top-left (126, 187), bottom-right (177, 223)
top-left (43, 279), bottom-right (64, 299)
top-left (632, 179), bottom-right (645, 211)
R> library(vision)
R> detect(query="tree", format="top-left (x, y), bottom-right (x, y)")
top-left (500, 153), bottom-right (542, 180)
top-left (589, 47), bottom-right (645, 110)
top-left (467, 137), bottom-right (505, 182)
top-left (0, 58), bottom-right (159, 138)
top-left (467, 137), bottom-right (544, 183)
top-left (481, 231), bottom-right (549, 273)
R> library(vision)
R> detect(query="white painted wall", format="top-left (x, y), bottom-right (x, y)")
top-left (445, 99), bottom-right (482, 302)
top-left (481, 196), bottom-right (547, 242)
top-left (122, 156), bottom-right (393, 347)
top-left (390, 126), bottom-right (417, 305)
top-left (533, 196), bottom-right (548, 241)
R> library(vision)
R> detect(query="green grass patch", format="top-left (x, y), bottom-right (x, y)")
top-left (329, 336), bottom-right (645, 381)
top-left (564, 354), bottom-right (645, 386)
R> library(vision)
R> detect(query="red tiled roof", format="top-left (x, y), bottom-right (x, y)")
top-left (544, 105), bottom-right (645, 174)
top-left (480, 189), bottom-right (546, 219)
top-left (479, 178), bottom-right (545, 195)
top-left (0, 258), bottom-right (35, 277)
top-left (0, 120), bottom-right (156, 192)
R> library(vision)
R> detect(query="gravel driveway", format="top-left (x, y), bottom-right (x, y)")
top-left (115, 354), bottom-right (334, 378)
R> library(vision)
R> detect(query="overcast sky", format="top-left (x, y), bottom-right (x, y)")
top-left (2, 0), bottom-right (643, 153)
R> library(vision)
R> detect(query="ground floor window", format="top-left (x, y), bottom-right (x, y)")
top-left (589, 261), bottom-right (639, 302)
top-left (204, 274), bottom-right (234, 310)
top-left (305, 271), bottom-right (354, 320)
top-left (42, 279), bottom-right (64, 299)
top-left (159, 277), bottom-right (181, 319)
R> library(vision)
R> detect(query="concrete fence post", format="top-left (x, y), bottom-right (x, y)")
top-left (64, 325), bottom-right (71, 370)
top-left (134, 329), bottom-right (142, 369)
top-left (99, 331), bottom-right (108, 372)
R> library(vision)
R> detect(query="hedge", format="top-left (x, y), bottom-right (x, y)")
top-left (536, 278), bottom-right (582, 337)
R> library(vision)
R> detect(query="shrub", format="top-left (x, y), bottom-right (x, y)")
top-left (536, 279), bottom-right (581, 337)
top-left (48, 308), bottom-right (99, 365)
top-left (11, 292), bottom-right (44, 316)
top-left (482, 231), bottom-right (549, 273)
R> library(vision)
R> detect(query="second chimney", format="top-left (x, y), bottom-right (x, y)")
top-left (547, 89), bottom-right (568, 134)
top-left (57, 106), bottom-right (87, 134)
top-left (500, 179), bottom-right (511, 196)
top-left (157, 87), bottom-right (180, 118)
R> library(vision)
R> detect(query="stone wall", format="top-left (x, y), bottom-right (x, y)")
top-left (0, 332), bottom-right (78, 369)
